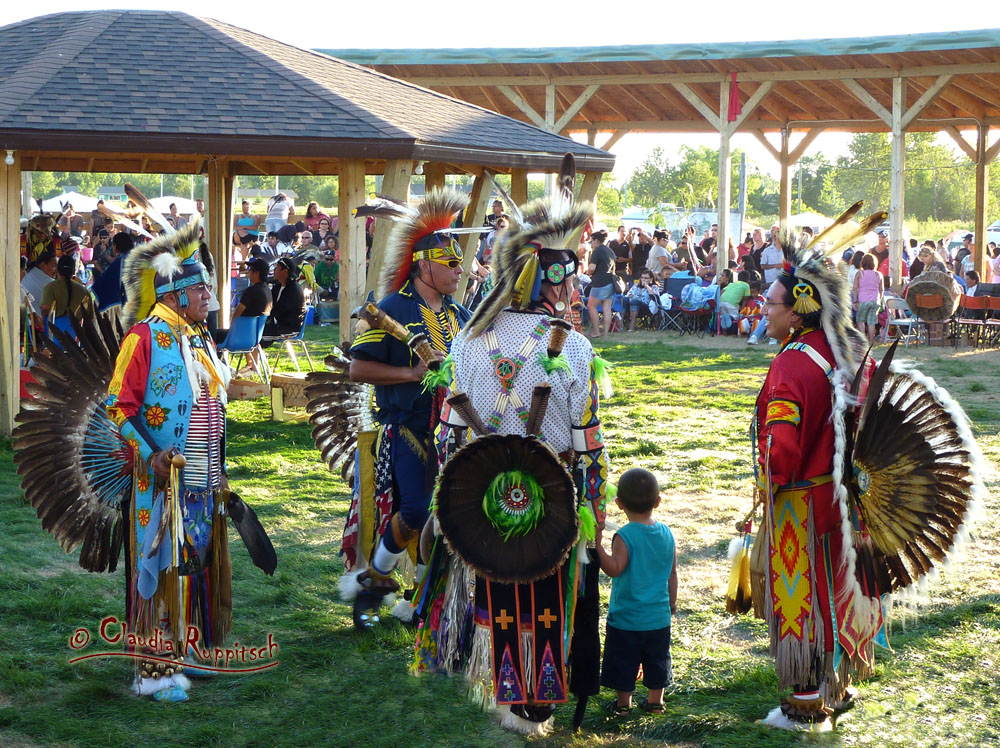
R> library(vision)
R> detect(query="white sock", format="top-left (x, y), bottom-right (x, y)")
top-left (372, 542), bottom-right (403, 577)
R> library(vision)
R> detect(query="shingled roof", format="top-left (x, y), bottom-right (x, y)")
top-left (0, 10), bottom-right (614, 172)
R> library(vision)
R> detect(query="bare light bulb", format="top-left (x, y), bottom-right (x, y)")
top-left (4, 151), bottom-right (13, 166)
top-left (414, 161), bottom-right (424, 175)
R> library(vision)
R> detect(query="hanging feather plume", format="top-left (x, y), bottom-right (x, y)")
top-left (124, 183), bottom-right (176, 235)
top-left (13, 312), bottom-right (129, 573)
top-left (363, 189), bottom-right (469, 300)
top-left (98, 202), bottom-right (154, 240)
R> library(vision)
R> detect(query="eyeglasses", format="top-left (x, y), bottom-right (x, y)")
top-left (427, 257), bottom-right (462, 269)
top-left (762, 299), bottom-right (790, 308)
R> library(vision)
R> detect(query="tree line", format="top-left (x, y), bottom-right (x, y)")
top-left (611, 132), bottom-right (998, 223)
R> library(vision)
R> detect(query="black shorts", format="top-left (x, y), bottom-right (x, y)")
top-left (601, 624), bottom-right (672, 692)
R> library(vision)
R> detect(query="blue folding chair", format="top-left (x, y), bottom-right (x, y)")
top-left (269, 305), bottom-right (315, 372)
top-left (43, 314), bottom-right (78, 350)
top-left (218, 315), bottom-right (270, 383)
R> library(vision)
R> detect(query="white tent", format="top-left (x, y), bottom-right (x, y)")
top-left (40, 191), bottom-right (99, 213)
top-left (789, 211), bottom-right (833, 230)
top-left (151, 195), bottom-right (197, 215)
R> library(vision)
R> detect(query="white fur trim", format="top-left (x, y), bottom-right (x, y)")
top-left (132, 672), bottom-right (191, 697)
top-left (338, 569), bottom-right (363, 602)
top-left (150, 251), bottom-right (181, 279)
top-left (760, 706), bottom-right (832, 732)
top-left (497, 706), bottom-right (554, 736)
top-left (391, 598), bottom-right (415, 622)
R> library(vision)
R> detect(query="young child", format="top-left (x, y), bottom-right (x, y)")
top-left (595, 468), bottom-right (678, 715)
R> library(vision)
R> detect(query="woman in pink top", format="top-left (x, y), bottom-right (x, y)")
top-left (852, 253), bottom-right (884, 343)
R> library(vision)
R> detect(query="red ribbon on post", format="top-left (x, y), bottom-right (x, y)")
top-left (728, 71), bottom-right (741, 122)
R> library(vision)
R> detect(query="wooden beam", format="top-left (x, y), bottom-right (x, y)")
top-left (671, 82), bottom-right (720, 129)
top-left (423, 162), bottom-right (446, 193)
top-left (974, 123), bottom-right (990, 278)
top-left (726, 81), bottom-right (774, 133)
top-left (842, 79), bottom-right (892, 126)
top-left (458, 172), bottom-right (493, 297)
top-left (289, 158), bottom-right (314, 176)
top-left (206, 159), bottom-right (235, 326)
top-left (566, 172), bottom-right (602, 250)
top-left (779, 129), bottom-right (792, 224)
top-left (554, 84), bottom-right (600, 133)
top-left (752, 130), bottom-right (781, 161)
top-left (601, 130), bottom-right (630, 151)
top-left (717, 78), bottom-right (733, 263)
top-left (889, 78), bottom-right (906, 291)
top-left (985, 134), bottom-right (1000, 165)
top-left (242, 159), bottom-right (269, 176)
top-left (0, 153), bottom-right (20, 436)
top-left (943, 125), bottom-right (978, 161)
top-left (338, 159), bottom-right (367, 340)
top-left (788, 128), bottom-right (823, 162)
top-left (497, 85), bottom-right (547, 128)
top-left (365, 159), bottom-right (412, 298)
top-left (901, 75), bottom-right (953, 129)
top-left (934, 86), bottom-right (987, 119)
top-left (510, 168), bottom-right (528, 207)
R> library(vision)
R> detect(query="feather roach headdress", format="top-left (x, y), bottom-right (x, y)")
top-left (355, 188), bottom-right (470, 300)
top-left (122, 220), bottom-right (207, 328)
top-left (466, 154), bottom-right (592, 337)
top-left (775, 202), bottom-right (887, 375)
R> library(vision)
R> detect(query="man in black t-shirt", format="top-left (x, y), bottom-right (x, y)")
top-left (264, 257), bottom-right (305, 342)
top-left (212, 257), bottom-right (272, 345)
top-left (608, 225), bottom-right (632, 277)
top-left (586, 227), bottom-right (617, 337)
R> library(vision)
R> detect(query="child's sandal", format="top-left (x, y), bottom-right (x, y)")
top-left (604, 699), bottom-right (632, 716)
top-left (639, 698), bottom-right (664, 714)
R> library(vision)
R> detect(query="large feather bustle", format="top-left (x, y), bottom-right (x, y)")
top-left (122, 220), bottom-right (203, 328)
top-left (305, 353), bottom-right (368, 482)
top-left (376, 188), bottom-right (469, 300)
top-left (466, 201), bottom-right (592, 337)
top-left (13, 313), bottom-right (128, 573)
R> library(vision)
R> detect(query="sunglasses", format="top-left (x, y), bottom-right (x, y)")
top-left (427, 257), bottom-right (462, 269)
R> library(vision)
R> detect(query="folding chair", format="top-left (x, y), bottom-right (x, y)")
top-left (677, 286), bottom-right (718, 339)
top-left (219, 315), bottom-right (270, 383)
top-left (983, 296), bottom-right (1000, 347)
top-left (269, 305), bottom-right (316, 372)
top-left (661, 276), bottom-right (695, 332)
top-left (608, 295), bottom-right (625, 334)
top-left (912, 293), bottom-right (947, 346)
top-left (952, 294), bottom-right (988, 348)
top-left (884, 297), bottom-right (919, 347)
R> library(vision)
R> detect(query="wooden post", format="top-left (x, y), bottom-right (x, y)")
top-left (717, 78), bottom-right (732, 267)
top-left (424, 162), bottom-right (446, 193)
top-left (21, 172), bottom-right (32, 217)
top-left (365, 159), bottom-right (413, 298)
top-left (458, 172), bottom-right (493, 296)
top-left (510, 169), bottom-right (528, 206)
top-left (545, 84), bottom-right (557, 195)
top-left (778, 129), bottom-right (792, 225)
top-left (206, 159), bottom-right (234, 326)
top-left (566, 172), bottom-right (603, 250)
top-left (0, 152), bottom-right (21, 436)
top-left (338, 159), bottom-right (367, 341)
top-left (974, 123), bottom-right (990, 279)
top-left (889, 77), bottom-right (906, 291)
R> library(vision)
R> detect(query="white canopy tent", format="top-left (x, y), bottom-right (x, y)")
top-left (40, 191), bottom-right (99, 213)
top-left (151, 195), bottom-right (198, 215)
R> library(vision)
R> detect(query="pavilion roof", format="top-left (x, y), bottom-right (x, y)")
top-left (0, 10), bottom-right (614, 172)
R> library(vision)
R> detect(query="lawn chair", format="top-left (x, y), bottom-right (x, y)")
top-left (269, 305), bottom-right (316, 372)
top-left (661, 276), bottom-right (695, 332)
top-left (983, 296), bottom-right (1000, 347)
top-left (952, 294), bottom-right (988, 348)
top-left (218, 314), bottom-right (270, 383)
top-left (677, 284), bottom-right (718, 339)
top-left (884, 297), bottom-right (919, 347)
top-left (912, 293), bottom-right (947, 345)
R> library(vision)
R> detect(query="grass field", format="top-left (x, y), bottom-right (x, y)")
top-left (1, 327), bottom-right (998, 748)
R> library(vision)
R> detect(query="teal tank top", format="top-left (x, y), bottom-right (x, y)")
top-left (607, 522), bottom-right (675, 631)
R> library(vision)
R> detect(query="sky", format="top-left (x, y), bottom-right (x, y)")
top-left (1, 0), bottom-right (991, 184)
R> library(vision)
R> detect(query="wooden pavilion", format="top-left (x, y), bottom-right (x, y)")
top-left (329, 29), bottom-right (1000, 288)
top-left (0, 10), bottom-right (614, 435)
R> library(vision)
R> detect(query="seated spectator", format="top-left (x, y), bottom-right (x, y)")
top-left (717, 268), bottom-right (750, 333)
top-left (314, 216), bottom-right (336, 247)
top-left (41, 254), bottom-right (95, 320)
top-left (21, 251), bottom-right (58, 325)
top-left (625, 270), bottom-right (660, 332)
top-left (965, 270), bottom-right (981, 299)
top-left (303, 201), bottom-right (330, 231)
top-left (646, 231), bottom-right (672, 276)
top-left (315, 248), bottom-right (340, 301)
top-left (58, 203), bottom-right (86, 237)
top-left (262, 257), bottom-right (305, 345)
top-left (739, 279), bottom-right (765, 336)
